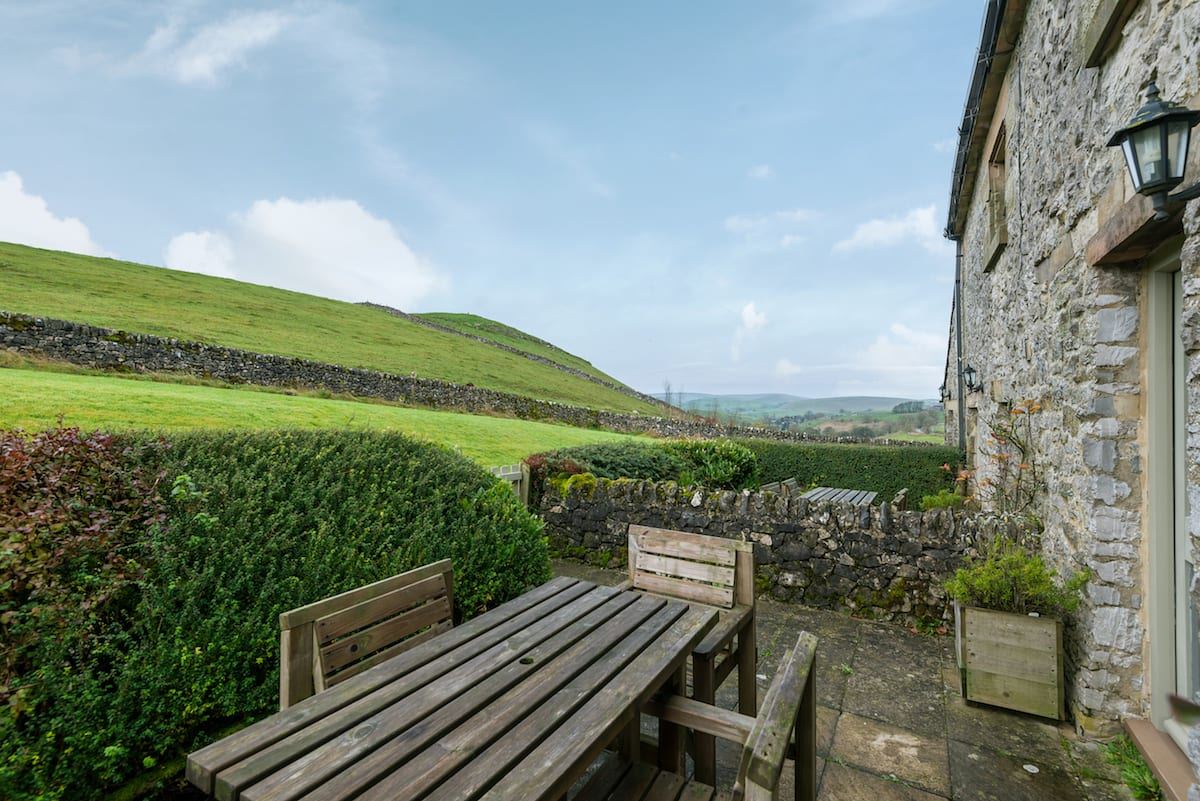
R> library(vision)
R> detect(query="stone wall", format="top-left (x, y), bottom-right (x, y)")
top-left (0, 311), bottom-right (941, 447)
top-left (541, 476), bottom-right (1039, 624)
top-left (943, 0), bottom-right (1200, 731)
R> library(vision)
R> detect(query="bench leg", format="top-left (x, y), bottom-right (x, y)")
top-left (738, 612), bottom-right (757, 716)
top-left (658, 665), bottom-right (686, 773)
top-left (692, 651), bottom-right (717, 785)
top-left (617, 713), bottom-right (640, 761)
top-left (796, 653), bottom-right (817, 801)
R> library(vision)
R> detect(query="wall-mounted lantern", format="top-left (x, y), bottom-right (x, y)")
top-left (1107, 82), bottom-right (1200, 220)
top-left (963, 365), bottom-right (981, 393)
top-left (939, 383), bottom-right (950, 402)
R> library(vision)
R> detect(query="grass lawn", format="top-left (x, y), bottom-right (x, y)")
top-left (0, 242), bottom-right (658, 414)
top-left (882, 431), bottom-right (945, 443)
top-left (0, 367), bottom-right (638, 465)
top-left (419, 312), bottom-right (622, 385)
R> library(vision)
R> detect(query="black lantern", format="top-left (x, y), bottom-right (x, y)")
top-left (963, 365), bottom-right (980, 392)
top-left (939, 383), bottom-right (949, 402)
top-left (1107, 82), bottom-right (1200, 219)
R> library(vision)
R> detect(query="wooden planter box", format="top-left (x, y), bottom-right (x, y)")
top-left (954, 602), bottom-right (1065, 720)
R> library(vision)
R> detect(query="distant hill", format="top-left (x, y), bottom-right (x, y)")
top-left (653, 393), bottom-right (930, 419)
top-left (0, 242), bottom-right (660, 414)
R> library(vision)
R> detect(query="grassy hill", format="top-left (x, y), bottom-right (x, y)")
top-left (0, 367), bottom-right (635, 464)
top-left (419, 312), bottom-right (622, 386)
top-left (0, 242), bottom-right (659, 414)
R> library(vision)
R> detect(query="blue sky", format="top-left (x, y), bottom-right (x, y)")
top-left (0, 0), bottom-right (981, 398)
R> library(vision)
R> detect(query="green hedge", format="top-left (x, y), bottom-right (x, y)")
top-left (1, 429), bottom-right (548, 801)
top-left (736, 439), bottom-right (957, 500)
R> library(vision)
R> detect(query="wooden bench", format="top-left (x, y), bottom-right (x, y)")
top-left (623, 525), bottom-right (756, 785)
top-left (277, 559), bottom-right (454, 708)
top-left (581, 630), bottom-right (819, 801)
top-left (800, 486), bottom-right (878, 506)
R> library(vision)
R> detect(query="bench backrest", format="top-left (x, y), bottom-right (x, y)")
top-left (735, 630), bottom-right (818, 801)
top-left (627, 524), bottom-right (753, 610)
top-left (277, 559), bottom-right (454, 708)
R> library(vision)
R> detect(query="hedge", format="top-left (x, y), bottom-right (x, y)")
top-left (0, 428), bottom-right (548, 801)
top-left (736, 438), bottom-right (957, 500)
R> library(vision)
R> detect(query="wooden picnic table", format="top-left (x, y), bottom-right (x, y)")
top-left (186, 576), bottom-right (716, 801)
top-left (801, 486), bottom-right (878, 506)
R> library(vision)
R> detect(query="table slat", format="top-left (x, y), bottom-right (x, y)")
top-left (187, 576), bottom-right (580, 793)
top-left (339, 595), bottom-right (672, 801)
top-left (294, 592), bottom-right (662, 801)
top-left (213, 581), bottom-right (598, 800)
top-left (475, 604), bottom-right (717, 801)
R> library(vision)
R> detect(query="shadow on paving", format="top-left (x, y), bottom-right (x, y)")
top-left (551, 559), bottom-right (1133, 801)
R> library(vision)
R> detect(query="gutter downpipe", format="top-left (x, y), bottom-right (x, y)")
top-left (954, 239), bottom-right (966, 458)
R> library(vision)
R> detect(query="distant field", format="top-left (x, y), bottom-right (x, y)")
top-left (0, 242), bottom-right (658, 414)
top-left (667, 393), bottom-right (926, 420)
top-left (0, 367), bottom-right (636, 465)
top-left (419, 312), bottom-right (623, 386)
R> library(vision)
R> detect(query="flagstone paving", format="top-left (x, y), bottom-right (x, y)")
top-left (553, 559), bottom-right (1134, 801)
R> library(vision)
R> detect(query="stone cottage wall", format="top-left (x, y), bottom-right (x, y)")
top-left (944, 0), bottom-right (1200, 731)
top-left (541, 476), bottom-right (1039, 624)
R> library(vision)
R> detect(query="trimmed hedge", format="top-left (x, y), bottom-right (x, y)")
top-left (0, 429), bottom-right (548, 801)
top-left (737, 439), bottom-right (957, 500)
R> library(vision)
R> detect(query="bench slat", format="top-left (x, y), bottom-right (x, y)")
top-left (279, 560), bottom-right (452, 629)
top-left (634, 571), bottom-right (734, 609)
top-left (319, 597), bottom-right (451, 673)
top-left (637, 552), bottom-right (735, 587)
top-left (315, 574), bottom-right (447, 645)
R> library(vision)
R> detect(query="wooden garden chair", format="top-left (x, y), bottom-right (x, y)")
top-left (581, 630), bottom-right (818, 801)
top-left (621, 524), bottom-right (756, 785)
top-left (276, 559), bottom-right (454, 708)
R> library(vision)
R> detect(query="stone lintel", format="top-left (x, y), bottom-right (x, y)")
top-left (1085, 192), bottom-right (1186, 266)
top-left (1080, 0), bottom-right (1142, 69)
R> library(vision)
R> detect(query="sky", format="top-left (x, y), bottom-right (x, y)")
top-left (0, 0), bottom-right (982, 399)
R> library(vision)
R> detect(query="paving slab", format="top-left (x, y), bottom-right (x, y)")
top-left (948, 740), bottom-right (1086, 801)
top-left (549, 560), bottom-right (1130, 801)
top-left (944, 694), bottom-right (1065, 765)
top-left (830, 712), bottom-right (951, 797)
top-left (819, 762), bottom-right (948, 800)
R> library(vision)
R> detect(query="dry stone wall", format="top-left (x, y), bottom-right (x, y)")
top-left (541, 476), bottom-right (1039, 624)
top-left (0, 311), bottom-right (940, 447)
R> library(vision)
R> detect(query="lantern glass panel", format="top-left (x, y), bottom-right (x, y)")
top-left (1121, 138), bottom-right (1141, 189)
top-left (1132, 124), bottom-right (1166, 187)
top-left (1168, 120), bottom-right (1190, 179)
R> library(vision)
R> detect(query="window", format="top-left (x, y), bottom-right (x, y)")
top-left (984, 122), bottom-right (1008, 272)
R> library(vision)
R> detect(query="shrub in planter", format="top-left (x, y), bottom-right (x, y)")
top-left (945, 539), bottom-right (1088, 720)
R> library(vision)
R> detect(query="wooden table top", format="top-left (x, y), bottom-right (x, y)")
top-left (187, 576), bottom-right (717, 801)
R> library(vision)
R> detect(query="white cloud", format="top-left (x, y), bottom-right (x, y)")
top-left (932, 138), bottom-right (957, 153)
top-left (723, 208), bottom-right (813, 234)
top-left (164, 230), bottom-right (235, 278)
top-left (165, 197), bottom-right (445, 308)
top-left (822, 0), bottom-right (930, 23)
top-left (779, 234), bottom-right (805, 249)
top-left (833, 204), bottom-right (952, 257)
top-left (731, 301), bottom-right (767, 361)
top-left (136, 10), bottom-right (290, 85)
top-left (747, 164), bottom-right (773, 180)
top-left (774, 323), bottom-right (943, 396)
top-left (0, 171), bottom-right (104, 255)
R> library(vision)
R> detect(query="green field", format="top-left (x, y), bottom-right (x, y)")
top-left (0, 367), bottom-right (637, 464)
top-left (0, 242), bottom-right (658, 414)
top-left (419, 312), bottom-right (622, 385)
